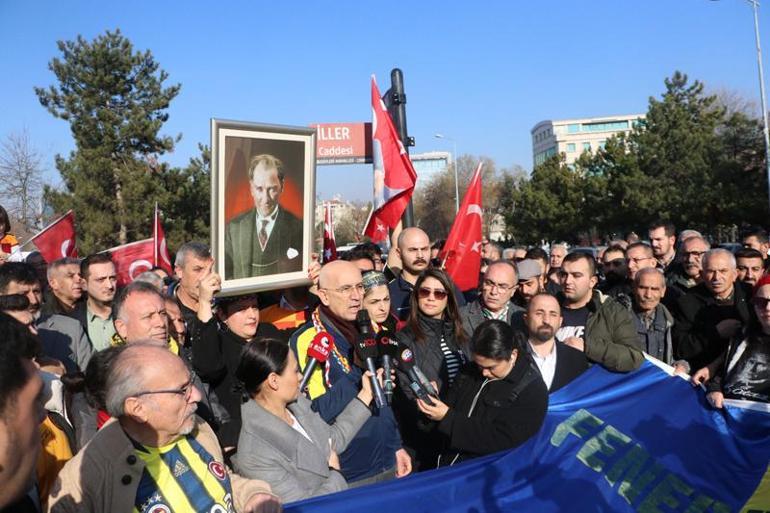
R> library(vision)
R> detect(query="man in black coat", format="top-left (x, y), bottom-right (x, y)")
top-left (524, 293), bottom-right (589, 392)
top-left (225, 154), bottom-right (303, 279)
top-left (673, 248), bottom-right (753, 371)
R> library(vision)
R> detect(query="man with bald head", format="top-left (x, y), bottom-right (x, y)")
top-left (388, 227), bottom-right (465, 320)
top-left (673, 248), bottom-right (753, 370)
top-left (290, 260), bottom-right (411, 486)
top-left (460, 260), bottom-right (523, 339)
top-left (525, 293), bottom-right (588, 392)
top-left (48, 344), bottom-right (279, 513)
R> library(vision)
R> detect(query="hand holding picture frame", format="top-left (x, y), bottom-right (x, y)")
top-left (211, 119), bottom-right (316, 297)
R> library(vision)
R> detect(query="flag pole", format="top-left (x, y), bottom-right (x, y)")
top-left (153, 203), bottom-right (159, 267)
top-left (19, 209), bottom-right (74, 250)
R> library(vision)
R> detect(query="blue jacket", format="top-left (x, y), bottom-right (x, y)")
top-left (289, 309), bottom-right (402, 482)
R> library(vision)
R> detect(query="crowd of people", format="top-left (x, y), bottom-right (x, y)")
top-left (1, 203), bottom-right (769, 512)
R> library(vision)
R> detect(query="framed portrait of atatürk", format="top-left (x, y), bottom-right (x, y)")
top-left (211, 119), bottom-right (315, 296)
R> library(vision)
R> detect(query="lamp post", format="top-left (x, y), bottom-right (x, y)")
top-left (434, 133), bottom-right (460, 213)
top-left (748, 0), bottom-right (770, 210)
top-left (716, 0), bottom-right (770, 208)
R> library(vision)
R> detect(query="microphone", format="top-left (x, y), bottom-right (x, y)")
top-left (395, 343), bottom-right (438, 406)
top-left (376, 332), bottom-right (399, 405)
top-left (355, 310), bottom-right (386, 409)
top-left (299, 331), bottom-right (332, 394)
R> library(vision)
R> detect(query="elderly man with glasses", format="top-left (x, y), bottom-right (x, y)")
top-left (289, 260), bottom-right (411, 487)
top-left (48, 343), bottom-right (280, 513)
top-left (460, 260), bottom-right (523, 339)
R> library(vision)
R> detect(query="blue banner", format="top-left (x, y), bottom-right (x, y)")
top-left (285, 360), bottom-right (770, 513)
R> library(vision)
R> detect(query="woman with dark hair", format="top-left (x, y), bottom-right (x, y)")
top-left (417, 319), bottom-right (548, 466)
top-left (234, 338), bottom-right (373, 502)
top-left (362, 270), bottom-right (399, 332)
top-left (393, 268), bottom-right (468, 470)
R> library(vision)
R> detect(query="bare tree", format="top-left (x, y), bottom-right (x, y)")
top-left (0, 130), bottom-right (44, 231)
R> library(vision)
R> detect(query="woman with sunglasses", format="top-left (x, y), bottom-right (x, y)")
top-left (417, 319), bottom-right (548, 466)
top-left (700, 274), bottom-right (770, 407)
top-left (234, 338), bottom-right (374, 502)
top-left (393, 268), bottom-right (468, 470)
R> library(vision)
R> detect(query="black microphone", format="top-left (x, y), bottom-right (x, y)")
top-left (299, 331), bottom-right (332, 394)
top-left (376, 332), bottom-right (399, 405)
top-left (355, 310), bottom-right (386, 408)
top-left (395, 343), bottom-right (438, 405)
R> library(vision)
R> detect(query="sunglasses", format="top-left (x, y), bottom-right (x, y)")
top-left (418, 287), bottom-right (448, 300)
top-left (752, 296), bottom-right (770, 309)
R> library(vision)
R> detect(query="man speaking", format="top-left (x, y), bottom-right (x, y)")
top-left (225, 154), bottom-right (303, 279)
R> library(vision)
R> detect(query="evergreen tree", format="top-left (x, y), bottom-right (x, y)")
top-left (35, 29), bottom-right (181, 253)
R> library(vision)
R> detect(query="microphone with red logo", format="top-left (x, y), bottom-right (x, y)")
top-left (299, 331), bottom-right (332, 394)
top-left (395, 342), bottom-right (438, 406)
top-left (355, 310), bottom-right (386, 409)
top-left (376, 332), bottom-right (399, 405)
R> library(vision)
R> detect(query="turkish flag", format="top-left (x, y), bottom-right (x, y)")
top-left (32, 210), bottom-right (78, 263)
top-left (153, 205), bottom-right (173, 274)
top-left (322, 203), bottom-right (337, 263)
top-left (440, 163), bottom-right (484, 291)
top-left (363, 76), bottom-right (417, 242)
top-left (109, 239), bottom-right (154, 287)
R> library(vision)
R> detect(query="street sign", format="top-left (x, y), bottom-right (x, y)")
top-left (311, 122), bottom-right (372, 165)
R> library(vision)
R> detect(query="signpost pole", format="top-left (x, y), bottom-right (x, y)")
top-left (383, 68), bottom-right (415, 229)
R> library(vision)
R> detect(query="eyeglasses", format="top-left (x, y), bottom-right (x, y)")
top-left (482, 279), bottom-right (515, 292)
top-left (134, 378), bottom-right (194, 401)
top-left (752, 296), bottom-right (770, 309)
top-left (681, 251), bottom-right (706, 259)
top-left (603, 258), bottom-right (625, 268)
top-left (320, 283), bottom-right (365, 297)
top-left (418, 287), bottom-right (448, 300)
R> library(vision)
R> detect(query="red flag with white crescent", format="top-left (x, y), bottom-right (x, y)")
top-left (440, 162), bottom-right (484, 291)
top-left (363, 76), bottom-right (418, 242)
top-left (322, 203), bottom-right (337, 263)
top-left (31, 210), bottom-right (78, 263)
top-left (109, 238), bottom-right (154, 287)
top-left (154, 205), bottom-right (173, 274)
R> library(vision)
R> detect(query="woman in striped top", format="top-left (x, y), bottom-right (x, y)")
top-left (393, 268), bottom-right (467, 471)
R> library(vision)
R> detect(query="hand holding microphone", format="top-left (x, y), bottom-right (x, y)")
top-left (376, 332), bottom-right (399, 405)
top-left (355, 310), bottom-right (386, 409)
top-left (299, 331), bottom-right (332, 395)
top-left (395, 343), bottom-right (438, 406)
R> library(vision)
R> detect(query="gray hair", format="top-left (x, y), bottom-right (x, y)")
top-left (133, 271), bottom-right (163, 291)
top-left (678, 229), bottom-right (703, 246)
top-left (502, 248), bottom-right (515, 260)
top-left (703, 248), bottom-right (737, 270)
top-left (551, 243), bottom-right (568, 253)
top-left (682, 235), bottom-right (711, 250)
top-left (174, 242), bottom-right (211, 268)
top-left (634, 267), bottom-right (665, 286)
top-left (104, 343), bottom-right (160, 417)
top-left (47, 257), bottom-right (81, 282)
top-left (112, 280), bottom-right (164, 323)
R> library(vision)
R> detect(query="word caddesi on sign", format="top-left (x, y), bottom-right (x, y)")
top-left (311, 123), bottom-right (372, 165)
